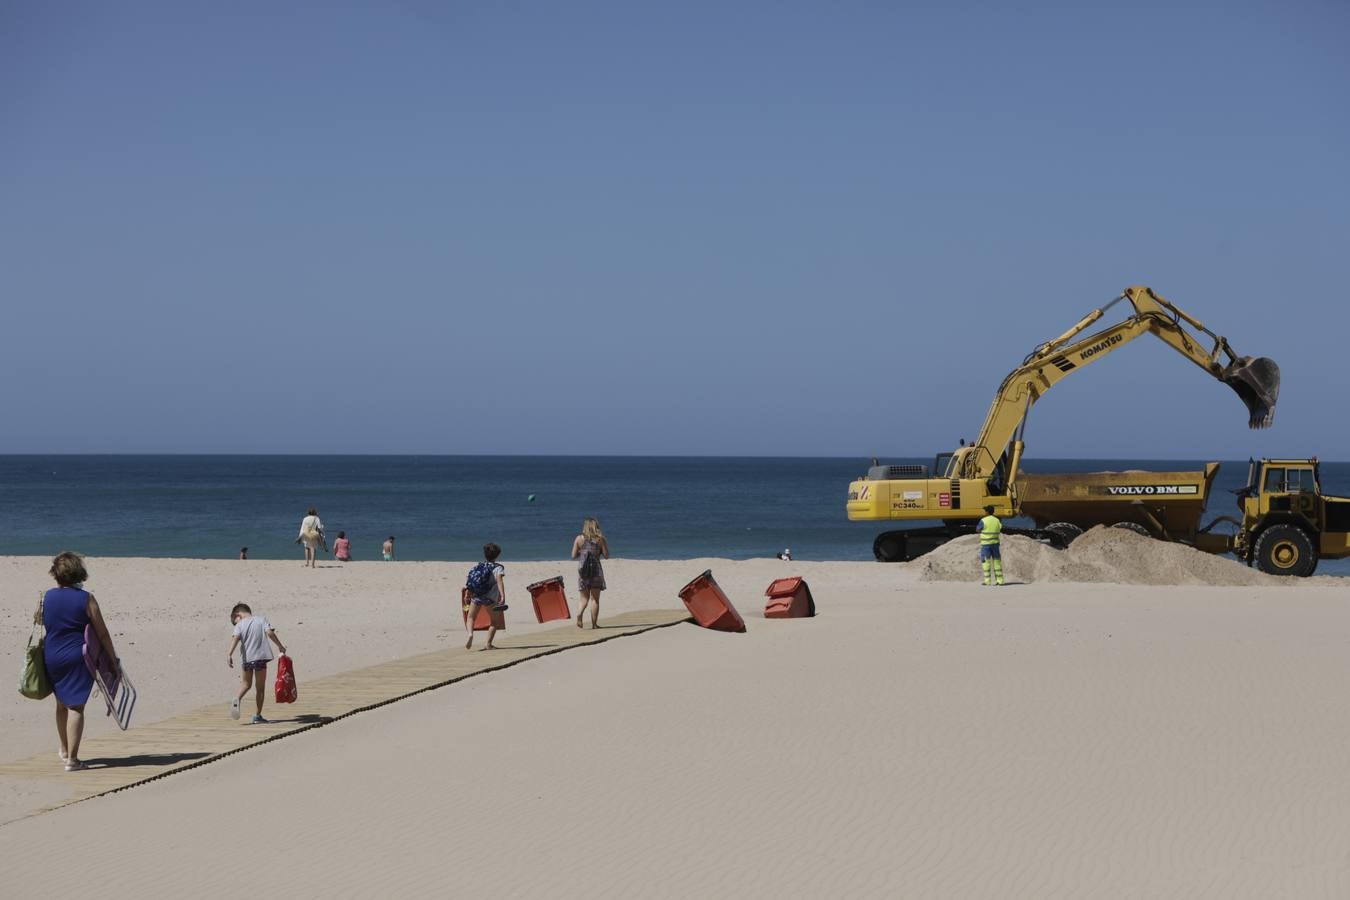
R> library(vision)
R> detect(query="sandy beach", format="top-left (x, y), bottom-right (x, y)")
top-left (4, 554), bottom-right (1350, 896)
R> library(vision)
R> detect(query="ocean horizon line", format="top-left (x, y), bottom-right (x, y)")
top-left (5, 455), bottom-right (1350, 569)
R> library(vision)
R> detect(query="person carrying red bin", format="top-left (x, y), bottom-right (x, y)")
top-left (464, 543), bottom-right (508, 650)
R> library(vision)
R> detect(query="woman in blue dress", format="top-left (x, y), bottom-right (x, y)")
top-left (40, 551), bottom-right (120, 772)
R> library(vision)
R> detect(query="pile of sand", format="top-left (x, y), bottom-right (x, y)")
top-left (911, 526), bottom-right (1288, 586)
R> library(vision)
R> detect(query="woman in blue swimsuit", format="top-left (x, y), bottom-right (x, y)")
top-left (40, 551), bottom-right (120, 772)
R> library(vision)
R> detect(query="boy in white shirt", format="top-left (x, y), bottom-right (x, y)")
top-left (227, 603), bottom-right (288, 724)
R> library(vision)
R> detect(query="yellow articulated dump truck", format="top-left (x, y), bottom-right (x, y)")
top-left (1021, 458), bottom-right (1350, 577)
top-left (1017, 464), bottom-right (1223, 547)
top-left (847, 286), bottom-right (1282, 563)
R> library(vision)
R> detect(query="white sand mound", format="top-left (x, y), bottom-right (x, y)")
top-left (911, 525), bottom-right (1288, 586)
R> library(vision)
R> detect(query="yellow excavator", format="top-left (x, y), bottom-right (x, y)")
top-left (847, 286), bottom-right (1281, 561)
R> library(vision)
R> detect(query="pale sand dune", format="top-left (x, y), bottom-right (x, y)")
top-left (915, 528), bottom-right (1294, 586)
top-left (5, 556), bottom-right (1350, 896)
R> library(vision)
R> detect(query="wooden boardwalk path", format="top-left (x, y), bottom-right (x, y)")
top-left (0, 609), bottom-right (690, 816)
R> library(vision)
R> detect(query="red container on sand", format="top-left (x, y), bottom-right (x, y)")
top-left (678, 570), bottom-right (747, 633)
top-left (764, 577), bottom-right (815, 618)
top-left (526, 576), bottom-right (571, 624)
top-left (461, 589), bottom-right (506, 631)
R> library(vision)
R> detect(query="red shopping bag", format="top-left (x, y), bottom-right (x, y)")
top-left (274, 654), bottom-right (298, 704)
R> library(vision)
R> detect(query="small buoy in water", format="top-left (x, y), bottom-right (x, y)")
top-left (528, 494), bottom-right (536, 502)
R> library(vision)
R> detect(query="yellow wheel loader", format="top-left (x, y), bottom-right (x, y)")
top-left (846, 286), bottom-right (1281, 562)
top-left (1196, 458), bottom-right (1350, 576)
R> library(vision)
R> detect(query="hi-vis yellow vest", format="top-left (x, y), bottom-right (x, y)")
top-left (978, 515), bottom-right (1003, 545)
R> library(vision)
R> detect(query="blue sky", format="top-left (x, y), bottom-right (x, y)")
top-left (3, 1), bottom-right (1346, 458)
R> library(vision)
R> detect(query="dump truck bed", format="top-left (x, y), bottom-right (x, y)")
top-left (1017, 463), bottom-right (1220, 539)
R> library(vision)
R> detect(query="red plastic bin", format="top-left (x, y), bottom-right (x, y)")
top-left (461, 589), bottom-right (506, 632)
top-left (678, 570), bottom-right (746, 633)
top-left (526, 576), bottom-right (571, 624)
top-left (764, 576), bottom-right (815, 618)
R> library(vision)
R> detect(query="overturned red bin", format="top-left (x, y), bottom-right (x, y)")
top-left (678, 570), bottom-right (746, 633)
top-left (526, 576), bottom-right (571, 624)
top-left (764, 576), bottom-right (815, 618)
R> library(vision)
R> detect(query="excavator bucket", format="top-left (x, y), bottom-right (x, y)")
top-left (1221, 356), bottom-right (1280, 429)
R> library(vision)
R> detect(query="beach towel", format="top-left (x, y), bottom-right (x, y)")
top-left (275, 654), bottom-right (298, 703)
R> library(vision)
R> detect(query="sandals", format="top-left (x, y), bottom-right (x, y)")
top-left (64, 759), bottom-right (89, 772)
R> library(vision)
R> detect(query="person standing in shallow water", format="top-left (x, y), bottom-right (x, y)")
top-left (571, 518), bottom-right (610, 629)
top-left (978, 504), bottom-right (1005, 586)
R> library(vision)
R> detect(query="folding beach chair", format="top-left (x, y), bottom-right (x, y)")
top-left (83, 625), bottom-right (137, 730)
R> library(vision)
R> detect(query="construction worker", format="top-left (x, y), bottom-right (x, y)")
top-left (978, 504), bottom-right (1004, 586)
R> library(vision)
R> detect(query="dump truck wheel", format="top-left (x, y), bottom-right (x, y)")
top-left (1254, 524), bottom-right (1318, 577)
top-left (1111, 522), bottom-right (1151, 537)
top-left (873, 532), bottom-right (907, 563)
top-left (1046, 522), bottom-right (1083, 549)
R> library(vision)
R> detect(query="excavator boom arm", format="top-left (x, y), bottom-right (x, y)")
top-left (955, 286), bottom-right (1279, 479)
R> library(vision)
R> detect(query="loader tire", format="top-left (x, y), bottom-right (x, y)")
top-left (1254, 524), bottom-right (1318, 577)
top-left (1046, 522), bottom-right (1083, 549)
top-left (1111, 522), bottom-right (1152, 537)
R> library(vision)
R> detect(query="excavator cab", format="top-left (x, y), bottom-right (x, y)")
top-left (986, 452), bottom-right (1010, 497)
top-left (1220, 356), bottom-right (1281, 429)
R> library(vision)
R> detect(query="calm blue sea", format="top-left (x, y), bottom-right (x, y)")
top-left (2, 455), bottom-right (1348, 573)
